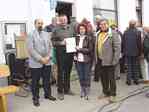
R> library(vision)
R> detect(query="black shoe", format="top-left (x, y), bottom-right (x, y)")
top-left (126, 80), bottom-right (131, 85)
top-left (33, 100), bottom-right (40, 107)
top-left (116, 77), bottom-right (120, 80)
top-left (45, 96), bottom-right (56, 101)
top-left (94, 78), bottom-right (99, 82)
top-left (84, 95), bottom-right (89, 100)
top-left (134, 80), bottom-right (139, 85)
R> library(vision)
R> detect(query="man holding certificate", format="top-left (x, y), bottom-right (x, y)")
top-left (51, 14), bottom-right (75, 100)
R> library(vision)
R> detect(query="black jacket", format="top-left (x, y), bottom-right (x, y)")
top-left (122, 28), bottom-right (142, 57)
top-left (75, 35), bottom-right (94, 63)
top-left (143, 33), bottom-right (149, 61)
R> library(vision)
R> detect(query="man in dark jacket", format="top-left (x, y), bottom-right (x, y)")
top-left (44, 17), bottom-right (57, 32)
top-left (122, 20), bottom-right (142, 85)
top-left (51, 14), bottom-right (75, 100)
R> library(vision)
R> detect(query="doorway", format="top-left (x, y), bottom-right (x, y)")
top-left (56, 2), bottom-right (72, 24)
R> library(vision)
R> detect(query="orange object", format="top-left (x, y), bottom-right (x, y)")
top-left (0, 65), bottom-right (18, 112)
top-left (0, 86), bottom-right (19, 96)
top-left (0, 86), bottom-right (18, 112)
top-left (0, 65), bottom-right (10, 78)
top-left (0, 95), bottom-right (7, 112)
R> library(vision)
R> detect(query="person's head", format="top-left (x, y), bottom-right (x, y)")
top-left (111, 24), bottom-right (118, 31)
top-left (144, 27), bottom-right (149, 33)
top-left (77, 24), bottom-right (87, 35)
top-left (99, 19), bottom-right (109, 32)
top-left (129, 20), bottom-right (136, 29)
top-left (51, 17), bottom-right (57, 26)
top-left (34, 19), bottom-right (43, 31)
top-left (58, 14), bottom-right (68, 26)
top-left (81, 18), bottom-right (93, 33)
top-left (95, 15), bottom-right (101, 24)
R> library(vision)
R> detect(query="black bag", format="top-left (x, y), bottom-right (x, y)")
top-left (143, 34), bottom-right (149, 62)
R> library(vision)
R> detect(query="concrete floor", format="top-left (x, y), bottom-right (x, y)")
top-left (7, 75), bottom-right (149, 112)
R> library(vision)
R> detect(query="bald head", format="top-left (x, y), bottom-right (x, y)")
top-left (129, 20), bottom-right (136, 28)
top-left (34, 19), bottom-right (43, 31)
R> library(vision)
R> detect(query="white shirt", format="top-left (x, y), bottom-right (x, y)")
top-left (77, 35), bottom-right (85, 62)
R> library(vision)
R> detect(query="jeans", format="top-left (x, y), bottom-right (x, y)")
top-left (75, 62), bottom-right (91, 88)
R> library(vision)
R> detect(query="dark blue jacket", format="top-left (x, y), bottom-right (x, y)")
top-left (122, 28), bottom-right (142, 57)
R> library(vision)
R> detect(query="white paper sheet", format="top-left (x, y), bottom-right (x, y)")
top-left (65, 37), bottom-right (76, 53)
top-left (77, 53), bottom-right (84, 62)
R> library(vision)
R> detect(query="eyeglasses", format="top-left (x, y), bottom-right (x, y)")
top-left (37, 22), bottom-right (43, 25)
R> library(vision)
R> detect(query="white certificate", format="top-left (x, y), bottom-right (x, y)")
top-left (65, 37), bottom-right (76, 53)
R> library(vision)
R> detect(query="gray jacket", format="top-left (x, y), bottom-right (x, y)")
top-left (27, 30), bottom-right (52, 68)
top-left (95, 29), bottom-right (121, 66)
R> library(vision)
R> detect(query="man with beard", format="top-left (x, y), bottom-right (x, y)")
top-left (27, 19), bottom-right (56, 107)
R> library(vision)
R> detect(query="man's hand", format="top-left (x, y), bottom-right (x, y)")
top-left (76, 46), bottom-right (80, 50)
top-left (40, 57), bottom-right (49, 64)
top-left (60, 40), bottom-right (66, 45)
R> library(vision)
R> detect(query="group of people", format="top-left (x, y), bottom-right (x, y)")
top-left (27, 14), bottom-right (149, 107)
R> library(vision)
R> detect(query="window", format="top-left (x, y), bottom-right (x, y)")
top-left (4, 23), bottom-right (26, 49)
top-left (136, 0), bottom-right (143, 25)
top-left (94, 9), bottom-right (116, 21)
top-left (93, 0), bottom-right (115, 10)
top-left (4, 23), bottom-right (26, 35)
top-left (93, 0), bottom-right (118, 24)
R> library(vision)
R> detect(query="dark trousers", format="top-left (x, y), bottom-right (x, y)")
top-left (94, 63), bottom-right (100, 81)
top-left (55, 47), bottom-right (73, 94)
top-left (120, 56), bottom-right (126, 73)
top-left (30, 65), bottom-right (51, 101)
top-left (126, 56), bottom-right (140, 81)
top-left (97, 59), bottom-right (116, 96)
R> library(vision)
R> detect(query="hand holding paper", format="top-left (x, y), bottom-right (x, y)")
top-left (65, 38), bottom-right (76, 53)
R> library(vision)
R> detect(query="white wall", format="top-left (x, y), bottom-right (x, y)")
top-left (58, 0), bottom-right (75, 3)
top-left (0, 0), bottom-right (95, 31)
top-left (0, 0), bottom-right (28, 21)
top-left (75, 0), bottom-right (94, 25)
top-left (118, 0), bottom-right (137, 32)
top-left (0, 0), bottom-right (51, 32)
top-left (28, 0), bottom-right (51, 31)
top-left (143, 0), bottom-right (149, 26)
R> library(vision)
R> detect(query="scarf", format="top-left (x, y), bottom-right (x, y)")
top-left (97, 28), bottom-right (112, 56)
